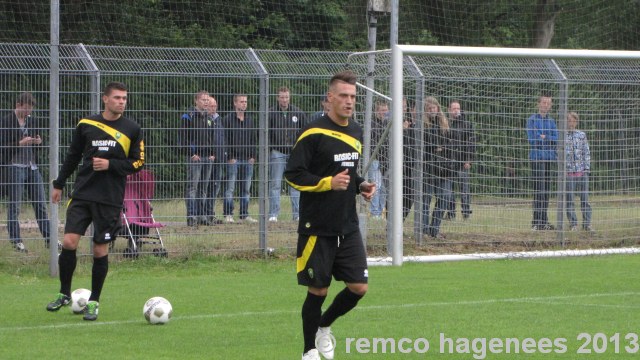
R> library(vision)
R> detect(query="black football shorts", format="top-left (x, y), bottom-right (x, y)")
top-left (64, 198), bottom-right (122, 244)
top-left (296, 230), bottom-right (368, 288)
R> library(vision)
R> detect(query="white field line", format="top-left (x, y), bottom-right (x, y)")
top-left (367, 247), bottom-right (640, 266)
top-left (2, 291), bottom-right (637, 332)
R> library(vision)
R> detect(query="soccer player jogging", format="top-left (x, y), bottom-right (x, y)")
top-left (46, 82), bottom-right (145, 321)
top-left (285, 71), bottom-right (376, 360)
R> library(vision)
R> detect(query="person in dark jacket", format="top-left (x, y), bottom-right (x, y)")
top-left (223, 94), bottom-right (257, 223)
top-left (422, 96), bottom-right (454, 239)
top-left (445, 100), bottom-right (477, 220)
top-left (202, 95), bottom-right (225, 225)
top-left (180, 90), bottom-right (214, 226)
top-left (268, 86), bottom-right (307, 222)
top-left (0, 92), bottom-right (51, 253)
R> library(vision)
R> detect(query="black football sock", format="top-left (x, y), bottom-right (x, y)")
top-left (58, 248), bottom-right (77, 296)
top-left (89, 255), bottom-right (109, 302)
top-left (302, 291), bottom-right (326, 353)
top-left (319, 287), bottom-right (364, 328)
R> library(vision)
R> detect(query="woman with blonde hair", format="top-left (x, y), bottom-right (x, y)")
top-left (421, 96), bottom-right (454, 239)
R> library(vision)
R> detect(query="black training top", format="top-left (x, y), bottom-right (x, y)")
top-left (284, 115), bottom-right (365, 236)
top-left (53, 113), bottom-right (145, 207)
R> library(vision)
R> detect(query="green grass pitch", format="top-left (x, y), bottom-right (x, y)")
top-left (0, 254), bottom-right (639, 359)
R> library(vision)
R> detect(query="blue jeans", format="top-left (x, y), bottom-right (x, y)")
top-left (422, 177), bottom-right (452, 237)
top-left (7, 166), bottom-right (50, 244)
top-left (368, 160), bottom-right (387, 216)
top-left (566, 173), bottom-right (592, 228)
top-left (224, 160), bottom-right (254, 218)
top-left (204, 161), bottom-right (224, 220)
top-left (268, 150), bottom-right (299, 219)
top-left (185, 158), bottom-right (213, 221)
top-left (531, 160), bottom-right (554, 226)
top-left (449, 168), bottom-right (471, 215)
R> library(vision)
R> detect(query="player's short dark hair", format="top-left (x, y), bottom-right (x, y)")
top-left (103, 82), bottom-right (128, 96)
top-left (329, 71), bottom-right (357, 87)
top-left (277, 86), bottom-right (290, 94)
top-left (16, 92), bottom-right (35, 106)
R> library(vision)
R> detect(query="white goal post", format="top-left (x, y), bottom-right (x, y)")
top-left (386, 45), bottom-right (640, 266)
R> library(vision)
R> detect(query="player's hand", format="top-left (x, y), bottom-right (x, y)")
top-left (359, 181), bottom-right (376, 201)
top-left (331, 169), bottom-right (351, 191)
top-left (51, 188), bottom-right (62, 204)
top-left (33, 135), bottom-right (42, 145)
top-left (92, 157), bottom-right (109, 171)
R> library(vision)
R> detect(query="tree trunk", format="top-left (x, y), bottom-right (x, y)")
top-left (532, 0), bottom-right (559, 48)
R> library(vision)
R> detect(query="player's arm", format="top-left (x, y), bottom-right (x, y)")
top-left (284, 134), bottom-right (332, 193)
top-left (107, 129), bottom-right (145, 175)
top-left (52, 123), bottom-right (85, 191)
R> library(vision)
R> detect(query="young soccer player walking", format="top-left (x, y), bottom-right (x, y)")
top-left (46, 82), bottom-right (144, 321)
top-left (285, 71), bottom-right (376, 360)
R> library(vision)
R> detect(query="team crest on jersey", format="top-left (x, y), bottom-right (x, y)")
top-left (308, 268), bottom-right (314, 279)
top-left (115, 132), bottom-right (122, 139)
top-left (355, 140), bottom-right (361, 152)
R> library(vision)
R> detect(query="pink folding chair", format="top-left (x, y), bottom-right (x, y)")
top-left (120, 169), bottom-right (167, 258)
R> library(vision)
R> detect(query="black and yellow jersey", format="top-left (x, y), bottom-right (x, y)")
top-left (53, 113), bottom-right (144, 207)
top-left (285, 115), bottom-right (365, 236)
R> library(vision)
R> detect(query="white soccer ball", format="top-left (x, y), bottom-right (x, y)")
top-left (70, 288), bottom-right (91, 314)
top-left (143, 297), bottom-right (173, 325)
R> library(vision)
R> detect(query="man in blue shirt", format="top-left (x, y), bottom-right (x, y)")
top-left (526, 93), bottom-right (558, 230)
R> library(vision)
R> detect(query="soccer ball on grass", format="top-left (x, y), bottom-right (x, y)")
top-left (70, 288), bottom-right (91, 314)
top-left (143, 297), bottom-right (173, 325)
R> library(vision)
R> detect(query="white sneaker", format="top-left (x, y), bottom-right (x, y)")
top-left (224, 215), bottom-right (235, 223)
top-left (315, 327), bottom-right (335, 359)
top-left (13, 242), bottom-right (27, 253)
top-left (302, 349), bottom-right (320, 360)
top-left (268, 216), bottom-right (278, 222)
top-left (243, 216), bottom-right (258, 223)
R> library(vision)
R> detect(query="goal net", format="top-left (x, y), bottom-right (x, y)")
top-left (350, 46), bottom-right (640, 265)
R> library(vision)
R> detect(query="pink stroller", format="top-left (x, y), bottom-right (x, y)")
top-left (120, 169), bottom-right (167, 258)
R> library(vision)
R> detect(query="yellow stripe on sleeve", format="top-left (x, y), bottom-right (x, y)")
top-left (286, 176), bottom-right (332, 193)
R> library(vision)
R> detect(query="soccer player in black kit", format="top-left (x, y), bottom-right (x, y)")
top-left (285, 71), bottom-right (376, 360)
top-left (46, 82), bottom-right (144, 321)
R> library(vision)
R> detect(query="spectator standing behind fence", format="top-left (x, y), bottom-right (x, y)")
top-left (369, 100), bottom-right (389, 220)
top-left (0, 92), bottom-right (52, 253)
top-left (47, 82), bottom-right (144, 321)
top-left (223, 94), bottom-right (257, 223)
top-left (180, 90), bottom-right (214, 227)
top-left (402, 98), bottom-right (417, 220)
top-left (422, 96), bottom-right (453, 240)
top-left (565, 111), bottom-right (592, 232)
top-left (446, 100), bottom-right (477, 221)
top-left (284, 70), bottom-right (375, 360)
top-left (526, 93), bottom-right (558, 231)
top-left (203, 95), bottom-right (225, 225)
top-left (268, 86), bottom-right (307, 222)
top-left (311, 95), bottom-right (330, 121)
